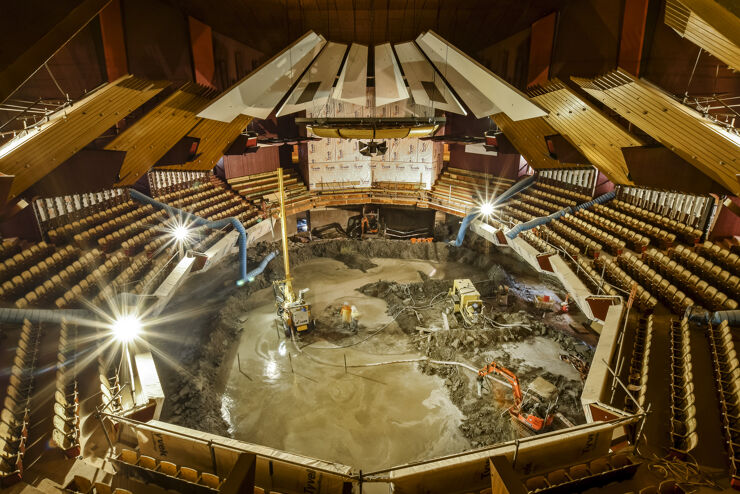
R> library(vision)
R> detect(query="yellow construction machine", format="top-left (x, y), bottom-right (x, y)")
top-left (449, 279), bottom-right (483, 326)
top-left (273, 168), bottom-right (314, 337)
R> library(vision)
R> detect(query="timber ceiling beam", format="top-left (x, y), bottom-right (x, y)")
top-left (0, 75), bottom-right (167, 204)
top-left (0, 0), bottom-right (112, 104)
top-left (665, 0), bottom-right (740, 71)
top-left (107, 83), bottom-right (218, 185)
top-left (491, 113), bottom-right (574, 170)
top-left (527, 80), bottom-right (643, 185)
top-left (574, 69), bottom-right (740, 195)
top-left (159, 115), bottom-right (252, 171)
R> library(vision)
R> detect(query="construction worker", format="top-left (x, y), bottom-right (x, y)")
top-left (340, 302), bottom-right (352, 329)
top-left (350, 305), bottom-right (361, 332)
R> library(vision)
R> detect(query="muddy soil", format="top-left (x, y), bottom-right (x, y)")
top-left (156, 237), bottom-right (595, 447)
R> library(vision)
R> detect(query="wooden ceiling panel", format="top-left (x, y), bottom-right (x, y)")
top-left (159, 114), bottom-right (251, 171)
top-left (107, 82), bottom-right (217, 185)
top-left (0, 75), bottom-right (167, 203)
top-left (492, 113), bottom-right (572, 170)
top-left (665, 0), bottom-right (740, 71)
top-left (527, 80), bottom-right (643, 184)
top-left (574, 69), bottom-right (740, 195)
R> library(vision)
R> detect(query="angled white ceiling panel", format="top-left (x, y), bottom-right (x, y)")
top-left (374, 42), bottom-right (409, 106)
top-left (416, 31), bottom-right (546, 120)
top-left (277, 41), bottom-right (348, 117)
top-left (197, 31), bottom-right (326, 122)
top-left (394, 41), bottom-right (466, 115)
top-left (334, 43), bottom-right (368, 106)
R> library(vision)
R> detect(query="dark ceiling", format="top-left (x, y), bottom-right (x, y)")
top-left (163, 0), bottom-right (565, 56)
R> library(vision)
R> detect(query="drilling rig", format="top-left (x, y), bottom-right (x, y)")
top-left (273, 168), bottom-right (314, 337)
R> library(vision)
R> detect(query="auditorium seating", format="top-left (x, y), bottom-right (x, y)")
top-left (644, 248), bottom-right (737, 311)
top-left (521, 231), bottom-right (556, 255)
top-left (575, 257), bottom-right (620, 298)
top-left (672, 245), bottom-right (739, 300)
top-left (668, 318), bottom-right (698, 457)
top-left (0, 239), bottom-right (23, 261)
top-left (539, 226), bottom-right (581, 259)
top-left (705, 319), bottom-right (740, 488)
top-left (534, 181), bottom-right (591, 203)
top-left (560, 214), bottom-right (624, 255)
top-left (594, 257), bottom-right (657, 311)
top-left (618, 253), bottom-right (692, 314)
top-left (0, 245), bottom-right (80, 302)
top-left (521, 453), bottom-right (640, 493)
top-left (697, 241), bottom-right (740, 277)
top-left (47, 201), bottom-right (138, 245)
top-left (429, 167), bottom-right (514, 213)
top-left (592, 204), bottom-right (676, 248)
top-left (548, 220), bottom-right (602, 258)
top-left (114, 448), bottom-right (223, 493)
top-left (613, 200), bottom-right (702, 244)
top-left (53, 321), bottom-right (80, 458)
top-left (576, 209), bottom-right (650, 251)
top-left (625, 315), bottom-right (652, 413)
top-left (0, 320), bottom-right (38, 487)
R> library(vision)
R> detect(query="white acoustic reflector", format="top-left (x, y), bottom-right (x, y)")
top-left (197, 31), bottom-right (326, 122)
top-left (416, 31), bottom-right (546, 120)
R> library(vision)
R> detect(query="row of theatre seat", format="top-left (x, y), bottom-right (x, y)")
top-left (54, 322), bottom-right (81, 458)
top-left (523, 453), bottom-right (639, 493)
top-left (575, 257), bottom-right (621, 298)
top-left (669, 318), bottom-right (698, 456)
top-left (576, 209), bottom-right (650, 251)
top-left (0, 244), bottom-right (80, 301)
top-left (706, 320), bottom-right (740, 488)
top-left (645, 248), bottom-right (738, 311)
top-left (619, 253), bottom-right (694, 314)
top-left (47, 198), bottom-right (135, 245)
top-left (0, 321), bottom-right (39, 487)
top-left (592, 204), bottom-right (676, 248)
top-left (625, 315), bottom-right (652, 414)
top-left (65, 475), bottom-right (133, 494)
top-left (593, 258), bottom-right (657, 311)
top-left (114, 448), bottom-right (223, 492)
top-left (613, 200), bottom-right (702, 244)
top-left (698, 241), bottom-right (740, 275)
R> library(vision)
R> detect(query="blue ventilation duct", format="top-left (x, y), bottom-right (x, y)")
top-left (687, 308), bottom-right (740, 325)
top-left (129, 189), bottom-right (250, 285)
top-left (504, 190), bottom-right (616, 240)
top-left (452, 174), bottom-right (538, 247)
top-left (245, 250), bottom-right (278, 282)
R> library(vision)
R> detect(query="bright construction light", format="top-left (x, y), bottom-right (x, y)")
top-left (173, 225), bottom-right (190, 242)
top-left (111, 315), bottom-right (142, 343)
top-left (480, 202), bottom-right (495, 216)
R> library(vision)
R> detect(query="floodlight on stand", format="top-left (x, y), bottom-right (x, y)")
top-left (479, 202), bottom-right (495, 217)
top-left (111, 314), bottom-right (142, 343)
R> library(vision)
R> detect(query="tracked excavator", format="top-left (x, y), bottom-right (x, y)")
top-left (273, 168), bottom-right (314, 337)
top-left (477, 361), bottom-right (559, 433)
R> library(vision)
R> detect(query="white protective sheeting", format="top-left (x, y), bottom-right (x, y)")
top-left (198, 31), bottom-right (326, 121)
top-left (306, 98), bottom-right (437, 190)
top-left (374, 43), bottom-right (409, 106)
top-left (277, 42), bottom-right (348, 117)
top-left (394, 41), bottom-right (466, 115)
top-left (415, 31), bottom-right (546, 120)
top-left (334, 43), bottom-right (368, 106)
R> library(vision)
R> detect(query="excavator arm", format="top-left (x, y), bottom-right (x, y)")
top-left (477, 361), bottom-right (523, 405)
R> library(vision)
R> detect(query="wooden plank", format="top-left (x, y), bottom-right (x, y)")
top-left (0, 0), bottom-right (111, 103)
top-left (108, 83), bottom-right (217, 185)
top-left (528, 80), bottom-right (643, 184)
top-left (574, 69), bottom-right (740, 194)
top-left (0, 75), bottom-right (167, 203)
top-left (492, 113), bottom-right (571, 170)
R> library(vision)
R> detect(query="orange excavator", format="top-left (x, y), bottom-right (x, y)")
top-left (477, 361), bottom-right (559, 433)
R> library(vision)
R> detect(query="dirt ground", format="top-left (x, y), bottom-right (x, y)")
top-left (152, 238), bottom-right (596, 464)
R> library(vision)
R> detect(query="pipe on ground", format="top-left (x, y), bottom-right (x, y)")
top-left (504, 190), bottom-right (616, 240)
top-left (452, 173), bottom-right (538, 247)
top-left (129, 189), bottom-right (249, 285)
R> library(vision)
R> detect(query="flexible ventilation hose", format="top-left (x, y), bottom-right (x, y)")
top-left (245, 251), bottom-right (278, 281)
top-left (686, 307), bottom-right (740, 325)
top-left (452, 174), bottom-right (538, 247)
top-left (505, 190), bottom-right (616, 240)
top-left (129, 189), bottom-right (249, 285)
